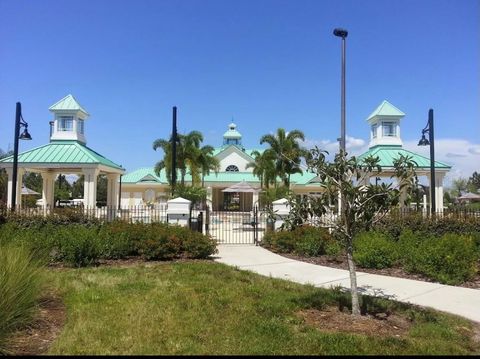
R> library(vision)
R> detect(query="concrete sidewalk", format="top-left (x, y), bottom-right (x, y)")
top-left (214, 244), bottom-right (480, 323)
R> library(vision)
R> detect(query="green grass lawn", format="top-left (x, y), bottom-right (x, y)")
top-left (46, 261), bottom-right (479, 355)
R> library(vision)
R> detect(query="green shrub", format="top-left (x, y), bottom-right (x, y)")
top-left (0, 244), bottom-right (43, 354)
top-left (325, 238), bottom-right (343, 258)
top-left (137, 224), bottom-right (216, 260)
top-left (262, 225), bottom-right (334, 257)
top-left (374, 212), bottom-right (480, 240)
top-left (405, 233), bottom-right (478, 285)
top-left (55, 226), bottom-right (101, 267)
top-left (353, 231), bottom-right (397, 269)
top-left (98, 222), bottom-right (139, 259)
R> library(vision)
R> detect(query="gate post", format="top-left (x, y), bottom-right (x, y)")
top-left (205, 205), bottom-right (210, 235)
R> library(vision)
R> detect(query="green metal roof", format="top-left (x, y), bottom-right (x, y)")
top-left (358, 145), bottom-right (451, 169)
top-left (122, 167), bottom-right (318, 185)
top-left (366, 100), bottom-right (405, 121)
top-left (0, 140), bottom-right (123, 170)
top-left (49, 94), bottom-right (89, 115)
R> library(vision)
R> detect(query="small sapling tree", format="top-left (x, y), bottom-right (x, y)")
top-left (283, 147), bottom-right (417, 316)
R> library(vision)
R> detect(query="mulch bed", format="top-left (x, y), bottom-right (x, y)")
top-left (297, 306), bottom-right (411, 338)
top-left (275, 251), bottom-right (480, 289)
top-left (5, 292), bottom-right (66, 355)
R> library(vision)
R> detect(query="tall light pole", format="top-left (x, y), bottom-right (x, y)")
top-left (333, 28), bottom-right (348, 153)
top-left (11, 102), bottom-right (32, 211)
top-left (171, 106), bottom-right (177, 196)
top-left (418, 109), bottom-right (435, 215)
top-left (333, 28), bottom-right (348, 217)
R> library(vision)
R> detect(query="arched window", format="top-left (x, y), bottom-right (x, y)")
top-left (226, 165), bottom-right (239, 172)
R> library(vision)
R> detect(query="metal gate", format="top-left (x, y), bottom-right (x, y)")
top-left (205, 206), bottom-right (267, 244)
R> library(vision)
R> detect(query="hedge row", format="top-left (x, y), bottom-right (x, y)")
top-left (262, 226), bottom-right (342, 258)
top-left (0, 220), bottom-right (217, 267)
top-left (263, 221), bottom-right (479, 285)
top-left (373, 212), bottom-right (480, 239)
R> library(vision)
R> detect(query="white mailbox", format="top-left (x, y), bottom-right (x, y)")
top-left (166, 197), bottom-right (191, 226)
top-left (272, 198), bottom-right (290, 216)
top-left (272, 198), bottom-right (290, 230)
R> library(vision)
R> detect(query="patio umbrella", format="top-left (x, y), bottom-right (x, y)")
top-left (21, 186), bottom-right (40, 195)
top-left (222, 180), bottom-right (260, 211)
top-left (222, 180), bottom-right (260, 193)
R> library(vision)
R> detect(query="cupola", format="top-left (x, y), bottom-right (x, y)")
top-left (366, 100), bottom-right (405, 148)
top-left (48, 94), bottom-right (89, 144)
top-left (223, 122), bottom-right (242, 146)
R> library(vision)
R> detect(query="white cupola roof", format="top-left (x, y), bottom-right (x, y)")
top-left (366, 100), bottom-right (405, 148)
top-left (49, 94), bottom-right (89, 144)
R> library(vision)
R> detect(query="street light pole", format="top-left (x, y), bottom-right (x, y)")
top-left (11, 102), bottom-right (32, 211)
top-left (418, 109), bottom-right (435, 215)
top-left (333, 28), bottom-right (348, 153)
top-left (171, 106), bottom-right (177, 196)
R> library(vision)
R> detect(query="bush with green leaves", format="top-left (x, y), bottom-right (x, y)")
top-left (0, 219), bottom-right (217, 266)
top-left (0, 244), bottom-right (43, 354)
top-left (262, 225), bottom-right (334, 257)
top-left (353, 231), bottom-right (397, 269)
top-left (399, 232), bottom-right (478, 285)
top-left (374, 212), bottom-right (480, 240)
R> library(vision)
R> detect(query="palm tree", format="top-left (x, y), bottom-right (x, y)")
top-left (198, 145), bottom-right (220, 187)
top-left (153, 131), bottom-right (208, 187)
top-left (179, 131), bottom-right (203, 185)
top-left (259, 128), bottom-right (306, 188)
top-left (152, 138), bottom-right (173, 185)
top-left (246, 150), bottom-right (276, 189)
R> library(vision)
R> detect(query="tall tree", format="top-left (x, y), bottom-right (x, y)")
top-left (153, 130), bottom-right (209, 187)
top-left (283, 149), bottom-right (417, 316)
top-left (198, 145), bottom-right (220, 187)
top-left (246, 150), bottom-right (276, 189)
top-left (450, 178), bottom-right (468, 197)
top-left (260, 128), bottom-right (306, 187)
top-left (467, 171), bottom-right (480, 193)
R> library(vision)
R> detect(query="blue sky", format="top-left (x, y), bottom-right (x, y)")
top-left (0, 0), bottom-right (478, 184)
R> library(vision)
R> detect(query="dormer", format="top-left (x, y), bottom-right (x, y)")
top-left (366, 100), bottom-right (405, 148)
top-left (223, 123), bottom-right (242, 147)
top-left (48, 94), bottom-right (89, 144)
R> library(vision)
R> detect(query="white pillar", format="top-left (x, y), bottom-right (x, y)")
top-left (435, 172), bottom-right (445, 213)
top-left (106, 173), bottom-right (120, 208)
top-left (6, 167), bottom-right (24, 208)
top-left (206, 186), bottom-right (212, 209)
top-left (252, 191), bottom-right (259, 209)
top-left (41, 171), bottom-right (55, 209)
top-left (422, 194), bottom-right (427, 215)
top-left (83, 168), bottom-right (99, 209)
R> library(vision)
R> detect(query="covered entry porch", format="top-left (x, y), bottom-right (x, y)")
top-left (208, 181), bottom-right (260, 212)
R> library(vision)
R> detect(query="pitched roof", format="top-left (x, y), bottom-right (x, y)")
top-left (357, 145), bottom-right (451, 169)
top-left (121, 167), bottom-right (318, 185)
top-left (49, 94), bottom-right (89, 115)
top-left (0, 140), bottom-right (123, 170)
top-left (366, 100), bottom-right (405, 121)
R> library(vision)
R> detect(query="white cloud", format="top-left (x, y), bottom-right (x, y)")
top-left (302, 135), bottom-right (368, 156)
top-left (403, 139), bottom-right (480, 186)
top-left (303, 137), bottom-right (480, 188)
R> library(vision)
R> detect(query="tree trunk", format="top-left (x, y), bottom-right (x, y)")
top-left (346, 241), bottom-right (361, 316)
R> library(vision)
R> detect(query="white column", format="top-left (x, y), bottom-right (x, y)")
top-left (252, 191), bottom-right (259, 209)
top-left (6, 168), bottom-right (13, 208)
top-left (41, 172), bottom-right (55, 209)
top-left (106, 173), bottom-right (120, 208)
top-left (83, 168), bottom-right (99, 209)
top-left (422, 194), bottom-right (427, 215)
top-left (206, 186), bottom-right (212, 209)
top-left (435, 172), bottom-right (445, 213)
top-left (6, 167), bottom-right (24, 208)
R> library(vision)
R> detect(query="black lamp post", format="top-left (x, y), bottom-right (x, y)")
top-left (333, 27), bottom-right (348, 153)
top-left (11, 102), bottom-right (32, 210)
top-left (171, 106), bottom-right (177, 196)
top-left (418, 109), bottom-right (435, 215)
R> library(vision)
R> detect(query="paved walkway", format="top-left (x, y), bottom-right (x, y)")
top-left (214, 245), bottom-right (480, 323)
